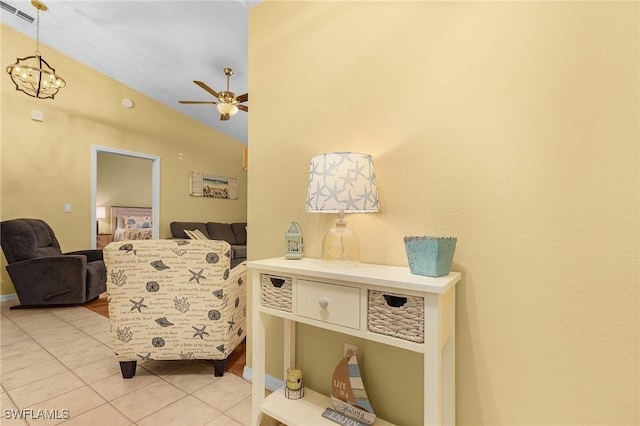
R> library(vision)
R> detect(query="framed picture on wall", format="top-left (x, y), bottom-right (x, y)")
top-left (189, 172), bottom-right (237, 199)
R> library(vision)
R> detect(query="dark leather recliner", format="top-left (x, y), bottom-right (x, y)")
top-left (0, 218), bottom-right (106, 308)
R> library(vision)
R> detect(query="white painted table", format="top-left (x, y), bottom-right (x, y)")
top-left (248, 257), bottom-right (461, 426)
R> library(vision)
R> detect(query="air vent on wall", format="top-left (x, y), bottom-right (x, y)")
top-left (1, 1), bottom-right (34, 23)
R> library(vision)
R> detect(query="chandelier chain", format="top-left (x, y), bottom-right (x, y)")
top-left (35, 8), bottom-right (40, 55)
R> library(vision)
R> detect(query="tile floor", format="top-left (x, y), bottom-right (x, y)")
top-left (0, 300), bottom-right (276, 426)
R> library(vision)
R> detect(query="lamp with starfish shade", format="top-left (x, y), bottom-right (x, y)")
top-left (306, 152), bottom-right (380, 266)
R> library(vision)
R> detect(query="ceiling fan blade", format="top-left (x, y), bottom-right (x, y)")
top-left (235, 93), bottom-right (248, 103)
top-left (237, 104), bottom-right (248, 112)
top-left (220, 113), bottom-right (230, 121)
top-left (178, 101), bottom-right (218, 104)
top-left (194, 80), bottom-right (220, 98)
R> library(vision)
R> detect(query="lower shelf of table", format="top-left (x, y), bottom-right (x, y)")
top-left (261, 387), bottom-right (394, 426)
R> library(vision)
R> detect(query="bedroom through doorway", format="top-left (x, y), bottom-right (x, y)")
top-left (91, 146), bottom-right (160, 249)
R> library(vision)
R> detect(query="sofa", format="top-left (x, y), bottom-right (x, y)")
top-left (103, 239), bottom-right (246, 378)
top-left (170, 222), bottom-right (246, 268)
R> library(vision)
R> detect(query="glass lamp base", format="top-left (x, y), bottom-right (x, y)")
top-left (321, 219), bottom-right (359, 267)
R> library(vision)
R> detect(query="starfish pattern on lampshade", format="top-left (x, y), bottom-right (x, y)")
top-left (306, 152), bottom-right (380, 213)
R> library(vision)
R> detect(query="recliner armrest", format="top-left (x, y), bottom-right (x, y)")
top-left (65, 249), bottom-right (103, 262)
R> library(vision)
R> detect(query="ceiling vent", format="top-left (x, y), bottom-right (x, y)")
top-left (0, 1), bottom-right (16, 14)
top-left (1, 1), bottom-right (34, 23)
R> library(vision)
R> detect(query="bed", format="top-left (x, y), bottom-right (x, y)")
top-left (109, 206), bottom-right (153, 242)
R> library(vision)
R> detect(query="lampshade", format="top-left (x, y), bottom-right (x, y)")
top-left (306, 152), bottom-right (379, 214)
top-left (96, 206), bottom-right (106, 219)
top-left (306, 152), bottom-right (380, 265)
top-left (217, 102), bottom-right (238, 116)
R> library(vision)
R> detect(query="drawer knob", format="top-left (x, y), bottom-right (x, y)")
top-left (318, 298), bottom-right (329, 309)
top-left (270, 277), bottom-right (285, 288)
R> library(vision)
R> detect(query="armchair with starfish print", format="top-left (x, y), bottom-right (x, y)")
top-left (103, 239), bottom-right (246, 378)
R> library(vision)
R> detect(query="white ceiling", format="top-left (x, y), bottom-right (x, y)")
top-left (1, 0), bottom-right (260, 144)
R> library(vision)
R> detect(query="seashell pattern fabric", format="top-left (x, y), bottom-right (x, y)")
top-left (103, 239), bottom-right (246, 362)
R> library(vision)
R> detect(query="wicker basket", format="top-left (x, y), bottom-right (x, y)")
top-left (261, 274), bottom-right (292, 312)
top-left (367, 290), bottom-right (424, 343)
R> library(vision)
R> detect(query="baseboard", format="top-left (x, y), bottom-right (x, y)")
top-left (0, 293), bottom-right (18, 303)
top-left (242, 366), bottom-right (284, 391)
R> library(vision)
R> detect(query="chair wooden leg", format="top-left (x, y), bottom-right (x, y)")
top-left (213, 359), bottom-right (227, 377)
top-left (119, 361), bottom-right (137, 378)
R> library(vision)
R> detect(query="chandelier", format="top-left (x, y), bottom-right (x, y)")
top-left (6, 0), bottom-right (66, 99)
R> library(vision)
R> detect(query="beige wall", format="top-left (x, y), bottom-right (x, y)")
top-left (248, 2), bottom-right (638, 425)
top-left (1, 25), bottom-right (247, 295)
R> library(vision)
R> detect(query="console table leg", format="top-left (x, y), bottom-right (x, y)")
top-left (251, 271), bottom-right (267, 426)
top-left (424, 293), bottom-right (443, 426)
top-left (284, 319), bottom-right (296, 378)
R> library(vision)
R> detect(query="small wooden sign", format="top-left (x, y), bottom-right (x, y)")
top-left (322, 408), bottom-right (367, 426)
top-left (330, 354), bottom-right (376, 425)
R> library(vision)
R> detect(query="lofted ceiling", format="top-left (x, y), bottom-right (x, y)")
top-left (1, 0), bottom-right (260, 144)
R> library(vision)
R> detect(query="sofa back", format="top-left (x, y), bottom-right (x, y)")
top-left (230, 223), bottom-right (247, 245)
top-left (170, 221), bottom-right (247, 247)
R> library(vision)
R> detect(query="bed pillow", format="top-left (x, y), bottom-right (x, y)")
top-left (125, 216), bottom-right (152, 229)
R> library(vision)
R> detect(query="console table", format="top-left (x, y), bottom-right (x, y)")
top-left (248, 257), bottom-right (461, 426)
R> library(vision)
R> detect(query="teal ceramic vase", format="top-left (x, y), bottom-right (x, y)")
top-left (404, 236), bottom-right (457, 277)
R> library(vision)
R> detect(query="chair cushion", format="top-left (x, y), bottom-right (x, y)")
top-left (206, 222), bottom-right (237, 245)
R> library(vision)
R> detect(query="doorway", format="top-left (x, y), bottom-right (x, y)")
top-left (91, 146), bottom-right (160, 248)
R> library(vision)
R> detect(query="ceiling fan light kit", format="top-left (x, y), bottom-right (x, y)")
top-left (179, 66), bottom-right (248, 121)
top-left (6, 0), bottom-right (66, 99)
top-left (217, 102), bottom-right (238, 116)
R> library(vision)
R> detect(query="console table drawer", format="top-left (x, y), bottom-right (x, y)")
top-left (296, 279), bottom-right (360, 329)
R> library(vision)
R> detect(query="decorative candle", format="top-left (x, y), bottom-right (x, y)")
top-left (287, 367), bottom-right (303, 390)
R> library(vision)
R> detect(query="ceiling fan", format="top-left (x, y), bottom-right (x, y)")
top-left (179, 67), bottom-right (248, 121)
